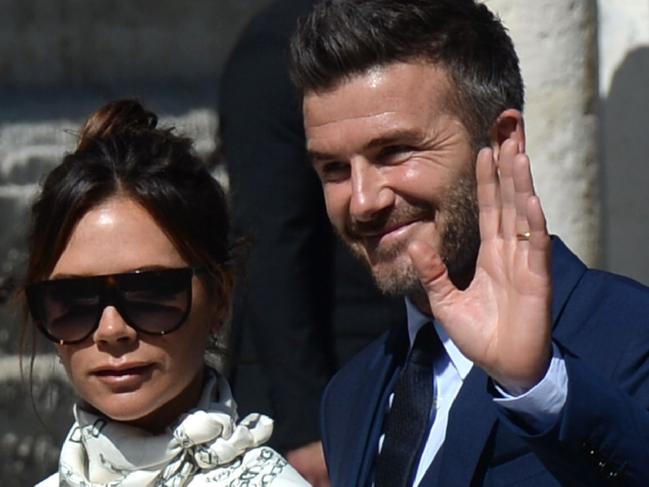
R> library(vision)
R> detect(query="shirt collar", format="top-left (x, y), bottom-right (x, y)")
top-left (405, 298), bottom-right (473, 380)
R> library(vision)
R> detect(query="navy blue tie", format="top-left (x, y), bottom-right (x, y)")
top-left (374, 324), bottom-right (440, 487)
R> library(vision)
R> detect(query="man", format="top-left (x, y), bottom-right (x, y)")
top-left (289, 0), bottom-right (649, 485)
top-left (219, 0), bottom-right (405, 484)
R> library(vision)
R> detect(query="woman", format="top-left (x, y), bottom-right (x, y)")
top-left (22, 100), bottom-right (309, 486)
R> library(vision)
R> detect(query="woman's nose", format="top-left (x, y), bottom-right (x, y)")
top-left (92, 306), bottom-right (137, 345)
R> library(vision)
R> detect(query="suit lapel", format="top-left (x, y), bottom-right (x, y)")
top-left (550, 237), bottom-right (587, 323)
top-left (340, 325), bottom-right (409, 486)
top-left (423, 367), bottom-right (497, 486)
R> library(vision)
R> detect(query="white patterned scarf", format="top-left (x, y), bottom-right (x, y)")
top-left (50, 370), bottom-right (307, 486)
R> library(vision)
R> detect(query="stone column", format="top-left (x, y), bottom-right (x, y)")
top-left (485, 0), bottom-right (600, 265)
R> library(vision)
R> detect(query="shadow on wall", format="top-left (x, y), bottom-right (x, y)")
top-left (601, 47), bottom-right (649, 285)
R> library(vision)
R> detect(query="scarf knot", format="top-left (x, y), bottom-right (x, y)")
top-left (171, 411), bottom-right (273, 469)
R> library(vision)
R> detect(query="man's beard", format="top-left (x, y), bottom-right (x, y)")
top-left (340, 169), bottom-right (480, 298)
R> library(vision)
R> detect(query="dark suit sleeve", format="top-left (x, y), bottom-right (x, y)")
top-left (496, 351), bottom-right (649, 485)
top-left (219, 13), bottom-right (334, 451)
top-left (496, 272), bottom-right (649, 486)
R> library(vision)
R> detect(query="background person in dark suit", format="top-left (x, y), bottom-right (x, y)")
top-left (290, 0), bottom-right (649, 485)
top-left (218, 1), bottom-right (406, 484)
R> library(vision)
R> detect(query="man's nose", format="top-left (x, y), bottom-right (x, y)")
top-left (93, 306), bottom-right (137, 345)
top-left (349, 160), bottom-right (394, 222)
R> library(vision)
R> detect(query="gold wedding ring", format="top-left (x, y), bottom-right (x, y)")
top-left (516, 231), bottom-right (531, 241)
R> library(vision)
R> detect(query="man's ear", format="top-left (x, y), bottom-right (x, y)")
top-left (490, 109), bottom-right (526, 158)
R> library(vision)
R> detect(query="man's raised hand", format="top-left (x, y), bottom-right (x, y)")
top-left (408, 138), bottom-right (552, 392)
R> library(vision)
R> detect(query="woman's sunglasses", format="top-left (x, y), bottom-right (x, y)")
top-left (25, 267), bottom-right (202, 344)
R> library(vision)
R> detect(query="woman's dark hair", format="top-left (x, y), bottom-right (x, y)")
top-left (289, 0), bottom-right (524, 147)
top-left (21, 99), bottom-right (235, 357)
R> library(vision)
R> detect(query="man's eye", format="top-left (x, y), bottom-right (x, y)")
top-left (377, 145), bottom-right (416, 164)
top-left (319, 162), bottom-right (350, 182)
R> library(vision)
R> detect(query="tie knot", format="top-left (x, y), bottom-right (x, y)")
top-left (409, 323), bottom-right (440, 366)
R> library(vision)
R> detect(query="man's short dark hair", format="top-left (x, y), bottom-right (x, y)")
top-left (289, 0), bottom-right (524, 146)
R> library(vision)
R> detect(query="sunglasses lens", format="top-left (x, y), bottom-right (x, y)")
top-left (28, 279), bottom-right (101, 343)
top-left (118, 269), bottom-right (192, 334)
top-left (27, 268), bottom-right (195, 343)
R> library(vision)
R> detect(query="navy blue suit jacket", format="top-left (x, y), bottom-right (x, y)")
top-left (321, 238), bottom-right (649, 486)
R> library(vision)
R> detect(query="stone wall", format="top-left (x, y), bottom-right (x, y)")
top-left (0, 0), bottom-right (271, 89)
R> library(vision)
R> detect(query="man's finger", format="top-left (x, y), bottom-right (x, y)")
top-left (527, 195), bottom-right (551, 277)
top-left (497, 139), bottom-right (519, 239)
top-left (476, 147), bottom-right (499, 241)
top-left (408, 240), bottom-right (457, 310)
top-left (512, 153), bottom-right (535, 238)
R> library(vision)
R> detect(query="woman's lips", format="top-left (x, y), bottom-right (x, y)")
top-left (92, 364), bottom-right (154, 388)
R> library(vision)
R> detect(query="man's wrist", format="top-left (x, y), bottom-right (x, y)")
top-left (492, 343), bottom-right (568, 432)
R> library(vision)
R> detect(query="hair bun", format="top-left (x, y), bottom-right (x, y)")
top-left (77, 99), bottom-right (158, 152)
